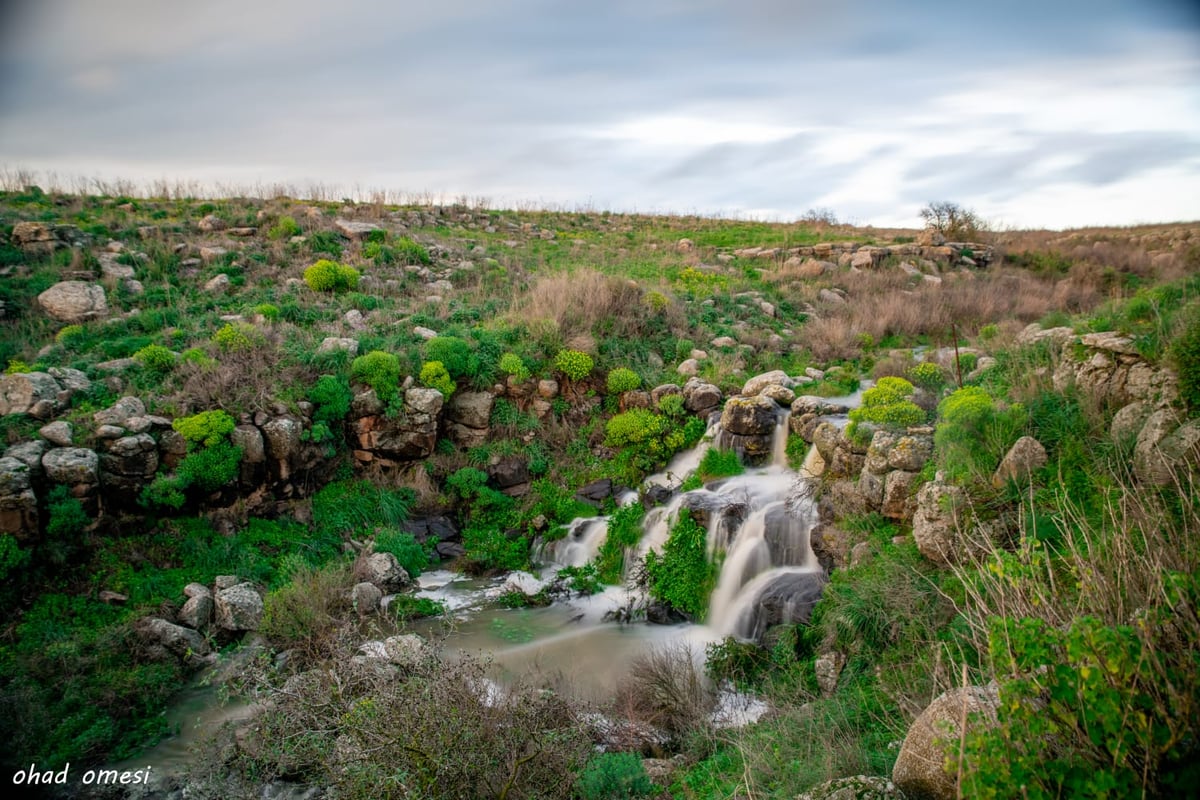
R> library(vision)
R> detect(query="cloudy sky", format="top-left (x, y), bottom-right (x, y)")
top-left (1, 0), bottom-right (1198, 228)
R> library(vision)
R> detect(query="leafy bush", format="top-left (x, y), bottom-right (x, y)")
top-left (253, 302), bottom-right (280, 321)
top-left (394, 236), bottom-right (431, 265)
top-left (419, 360), bottom-right (456, 397)
top-left (847, 376), bottom-right (926, 437)
top-left (554, 349), bottom-right (594, 381)
top-left (698, 447), bottom-right (744, 482)
top-left (4, 359), bottom-right (31, 374)
top-left (260, 562), bottom-right (350, 658)
top-left (645, 513), bottom-right (716, 619)
top-left (133, 343), bottom-right (175, 374)
top-left (907, 361), bottom-right (945, 391)
top-left (181, 347), bottom-right (215, 368)
top-left (373, 527), bottom-right (428, 578)
top-left (644, 290), bottom-right (669, 313)
top-left (303, 259), bottom-right (360, 292)
top-left (979, 323), bottom-right (999, 341)
top-left (308, 374), bottom-right (352, 424)
top-left (935, 386), bottom-right (1027, 481)
top-left (350, 350), bottom-right (401, 403)
top-left (606, 367), bottom-right (641, 394)
top-left (387, 594), bottom-right (446, 621)
top-left (45, 484), bottom-right (89, 541)
top-left (306, 230), bottom-right (343, 258)
top-left (267, 215), bottom-right (301, 240)
top-left (461, 526), bottom-right (528, 572)
top-left (606, 408), bottom-right (706, 483)
top-left (55, 324), bottom-right (85, 348)
top-left (578, 751), bottom-right (655, 800)
top-left (176, 440), bottom-right (243, 492)
top-left (212, 322), bottom-right (255, 352)
top-left (498, 352), bottom-right (530, 381)
top-left (173, 410), bottom-right (236, 447)
top-left (425, 336), bottom-right (471, 378)
top-left (557, 564), bottom-right (603, 596)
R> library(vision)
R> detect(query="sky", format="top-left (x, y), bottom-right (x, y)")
top-left (0, 0), bottom-right (1198, 229)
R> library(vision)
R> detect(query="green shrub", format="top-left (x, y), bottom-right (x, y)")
top-left (0, 533), bottom-right (28, 583)
top-left (140, 474), bottom-right (187, 510)
top-left (698, 447), bottom-right (744, 481)
top-left (577, 751), bottom-right (655, 800)
top-left (253, 302), bottom-right (280, 321)
top-left (425, 336), bottom-right (472, 378)
top-left (303, 259), bottom-right (360, 292)
top-left (309, 374), bottom-right (352, 424)
top-left (267, 215), bottom-right (301, 240)
top-left (935, 386), bottom-right (1027, 481)
top-left (306, 230), bottom-right (343, 258)
top-left (557, 564), bottom-right (603, 596)
top-left (212, 322), bottom-right (255, 352)
top-left (554, 349), bottom-right (594, 381)
top-left (907, 361), bottom-right (945, 391)
top-left (351, 350), bottom-right (402, 403)
top-left (177, 440), bottom-right (243, 492)
top-left (387, 594), bottom-right (446, 621)
top-left (373, 528), bottom-right (428, 578)
top-left (848, 376), bottom-right (926, 436)
top-left (260, 563), bottom-right (349, 656)
top-left (606, 367), bottom-right (641, 394)
top-left (462, 527), bottom-right (528, 572)
top-left (498, 352), bottom-right (530, 381)
top-left (645, 513), bottom-right (715, 619)
top-left (419, 360), bottom-right (456, 397)
top-left (644, 290), bottom-right (669, 313)
top-left (394, 236), bottom-right (431, 265)
top-left (979, 323), bottom-right (999, 341)
top-left (55, 324), bottom-right (85, 348)
top-left (181, 347), bottom-right (215, 368)
top-left (172, 410), bottom-right (236, 447)
top-left (1170, 302), bottom-right (1200, 414)
top-left (4, 359), bottom-right (31, 374)
top-left (45, 485), bottom-right (89, 541)
top-left (133, 344), bottom-right (175, 374)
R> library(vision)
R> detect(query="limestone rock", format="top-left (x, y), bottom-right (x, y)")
top-left (383, 633), bottom-right (426, 669)
top-left (893, 685), bottom-right (1000, 800)
top-left (48, 367), bottom-right (91, 394)
top-left (204, 273), bottom-right (232, 294)
top-left (1134, 410), bottom-right (1200, 485)
top-left (797, 776), bottom-right (905, 800)
top-left (11, 221), bottom-right (59, 252)
top-left (911, 480), bottom-right (968, 565)
top-left (231, 425), bottom-right (266, 463)
top-left (676, 358), bottom-right (700, 377)
top-left (760, 383), bottom-right (795, 406)
top-left (357, 551), bottom-right (410, 593)
top-left (0, 372), bottom-right (63, 419)
top-left (857, 468), bottom-right (884, 509)
top-left (0, 456), bottom-right (38, 539)
top-left (882, 470), bottom-right (919, 521)
top-left (405, 387), bottom-right (444, 416)
top-left (42, 447), bottom-right (100, 486)
top-left (741, 370), bottom-right (792, 397)
top-left (178, 592), bottom-right (214, 629)
top-left (334, 219), bottom-right (383, 240)
top-left (991, 436), bottom-right (1048, 488)
top-left (93, 396), bottom-right (146, 428)
top-left (38, 282), bottom-right (108, 323)
top-left (888, 434), bottom-right (934, 472)
top-left (814, 652), bottom-right (845, 697)
top-left (136, 617), bottom-right (211, 666)
top-left (215, 583), bottom-right (264, 631)
top-left (197, 214), bottom-right (226, 232)
top-left (262, 416), bottom-right (303, 477)
top-left (864, 430), bottom-right (899, 475)
top-left (721, 395), bottom-right (778, 436)
top-left (446, 391), bottom-right (494, 430)
top-left (352, 582), bottom-right (383, 615)
top-left (317, 337), bottom-right (359, 355)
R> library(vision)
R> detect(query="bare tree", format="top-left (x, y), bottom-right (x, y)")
top-left (919, 201), bottom-right (987, 241)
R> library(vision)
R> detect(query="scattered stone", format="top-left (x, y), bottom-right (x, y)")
top-left (413, 326), bottom-right (438, 340)
top-left (317, 337), bottom-right (359, 355)
top-left (334, 219), bottom-right (383, 240)
top-left (358, 551), bottom-right (410, 593)
top-left (383, 633), bottom-right (426, 669)
top-left (136, 617), bottom-right (212, 667)
top-left (741, 370), bottom-right (792, 397)
top-left (344, 309), bottom-right (366, 329)
top-left (352, 582), bottom-right (383, 615)
top-left (93, 396), bottom-right (146, 427)
top-left (814, 652), bottom-right (845, 697)
top-left (0, 372), bottom-right (63, 418)
top-left (179, 592), bottom-right (214, 629)
top-left (711, 336), bottom-right (737, 348)
top-left (197, 214), bottom-right (226, 232)
top-left (204, 273), bottom-right (232, 294)
top-left (676, 358), bottom-right (700, 377)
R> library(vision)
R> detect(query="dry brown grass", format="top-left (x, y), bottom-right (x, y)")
top-left (509, 269), bottom-right (674, 350)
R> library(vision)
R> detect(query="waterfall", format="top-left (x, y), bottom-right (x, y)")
top-left (541, 517), bottom-right (610, 568)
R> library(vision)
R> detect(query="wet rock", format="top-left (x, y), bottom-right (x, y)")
top-left (736, 570), bottom-right (826, 641)
top-left (721, 395), bottom-right (778, 436)
top-left (893, 685), bottom-right (1000, 800)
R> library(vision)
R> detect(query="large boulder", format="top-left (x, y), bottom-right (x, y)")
top-left (92, 396), bottom-right (146, 428)
top-left (356, 551), bottom-right (410, 593)
top-left (1133, 410), bottom-right (1200, 485)
top-left (214, 582), bottom-right (264, 632)
top-left (911, 479), bottom-right (969, 565)
top-left (135, 617), bottom-right (212, 667)
top-left (893, 685), bottom-right (1000, 800)
top-left (42, 447), bottom-right (100, 486)
top-left (445, 391), bottom-right (494, 447)
top-left (991, 436), bottom-right (1048, 488)
top-left (38, 281), bottom-right (108, 323)
top-left (682, 377), bottom-right (722, 417)
top-left (720, 395), bottom-right (778, 436)
top-left (11, 221), bottom-right (59, 253)
top-left (741, 370), bottom-right (791, 398)
top-left (0, 372), bottom-right (64, 419)
top-left (0, 456), bottom-right (38, 539)
top-left (881, 470), bottom-right (920, 521)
